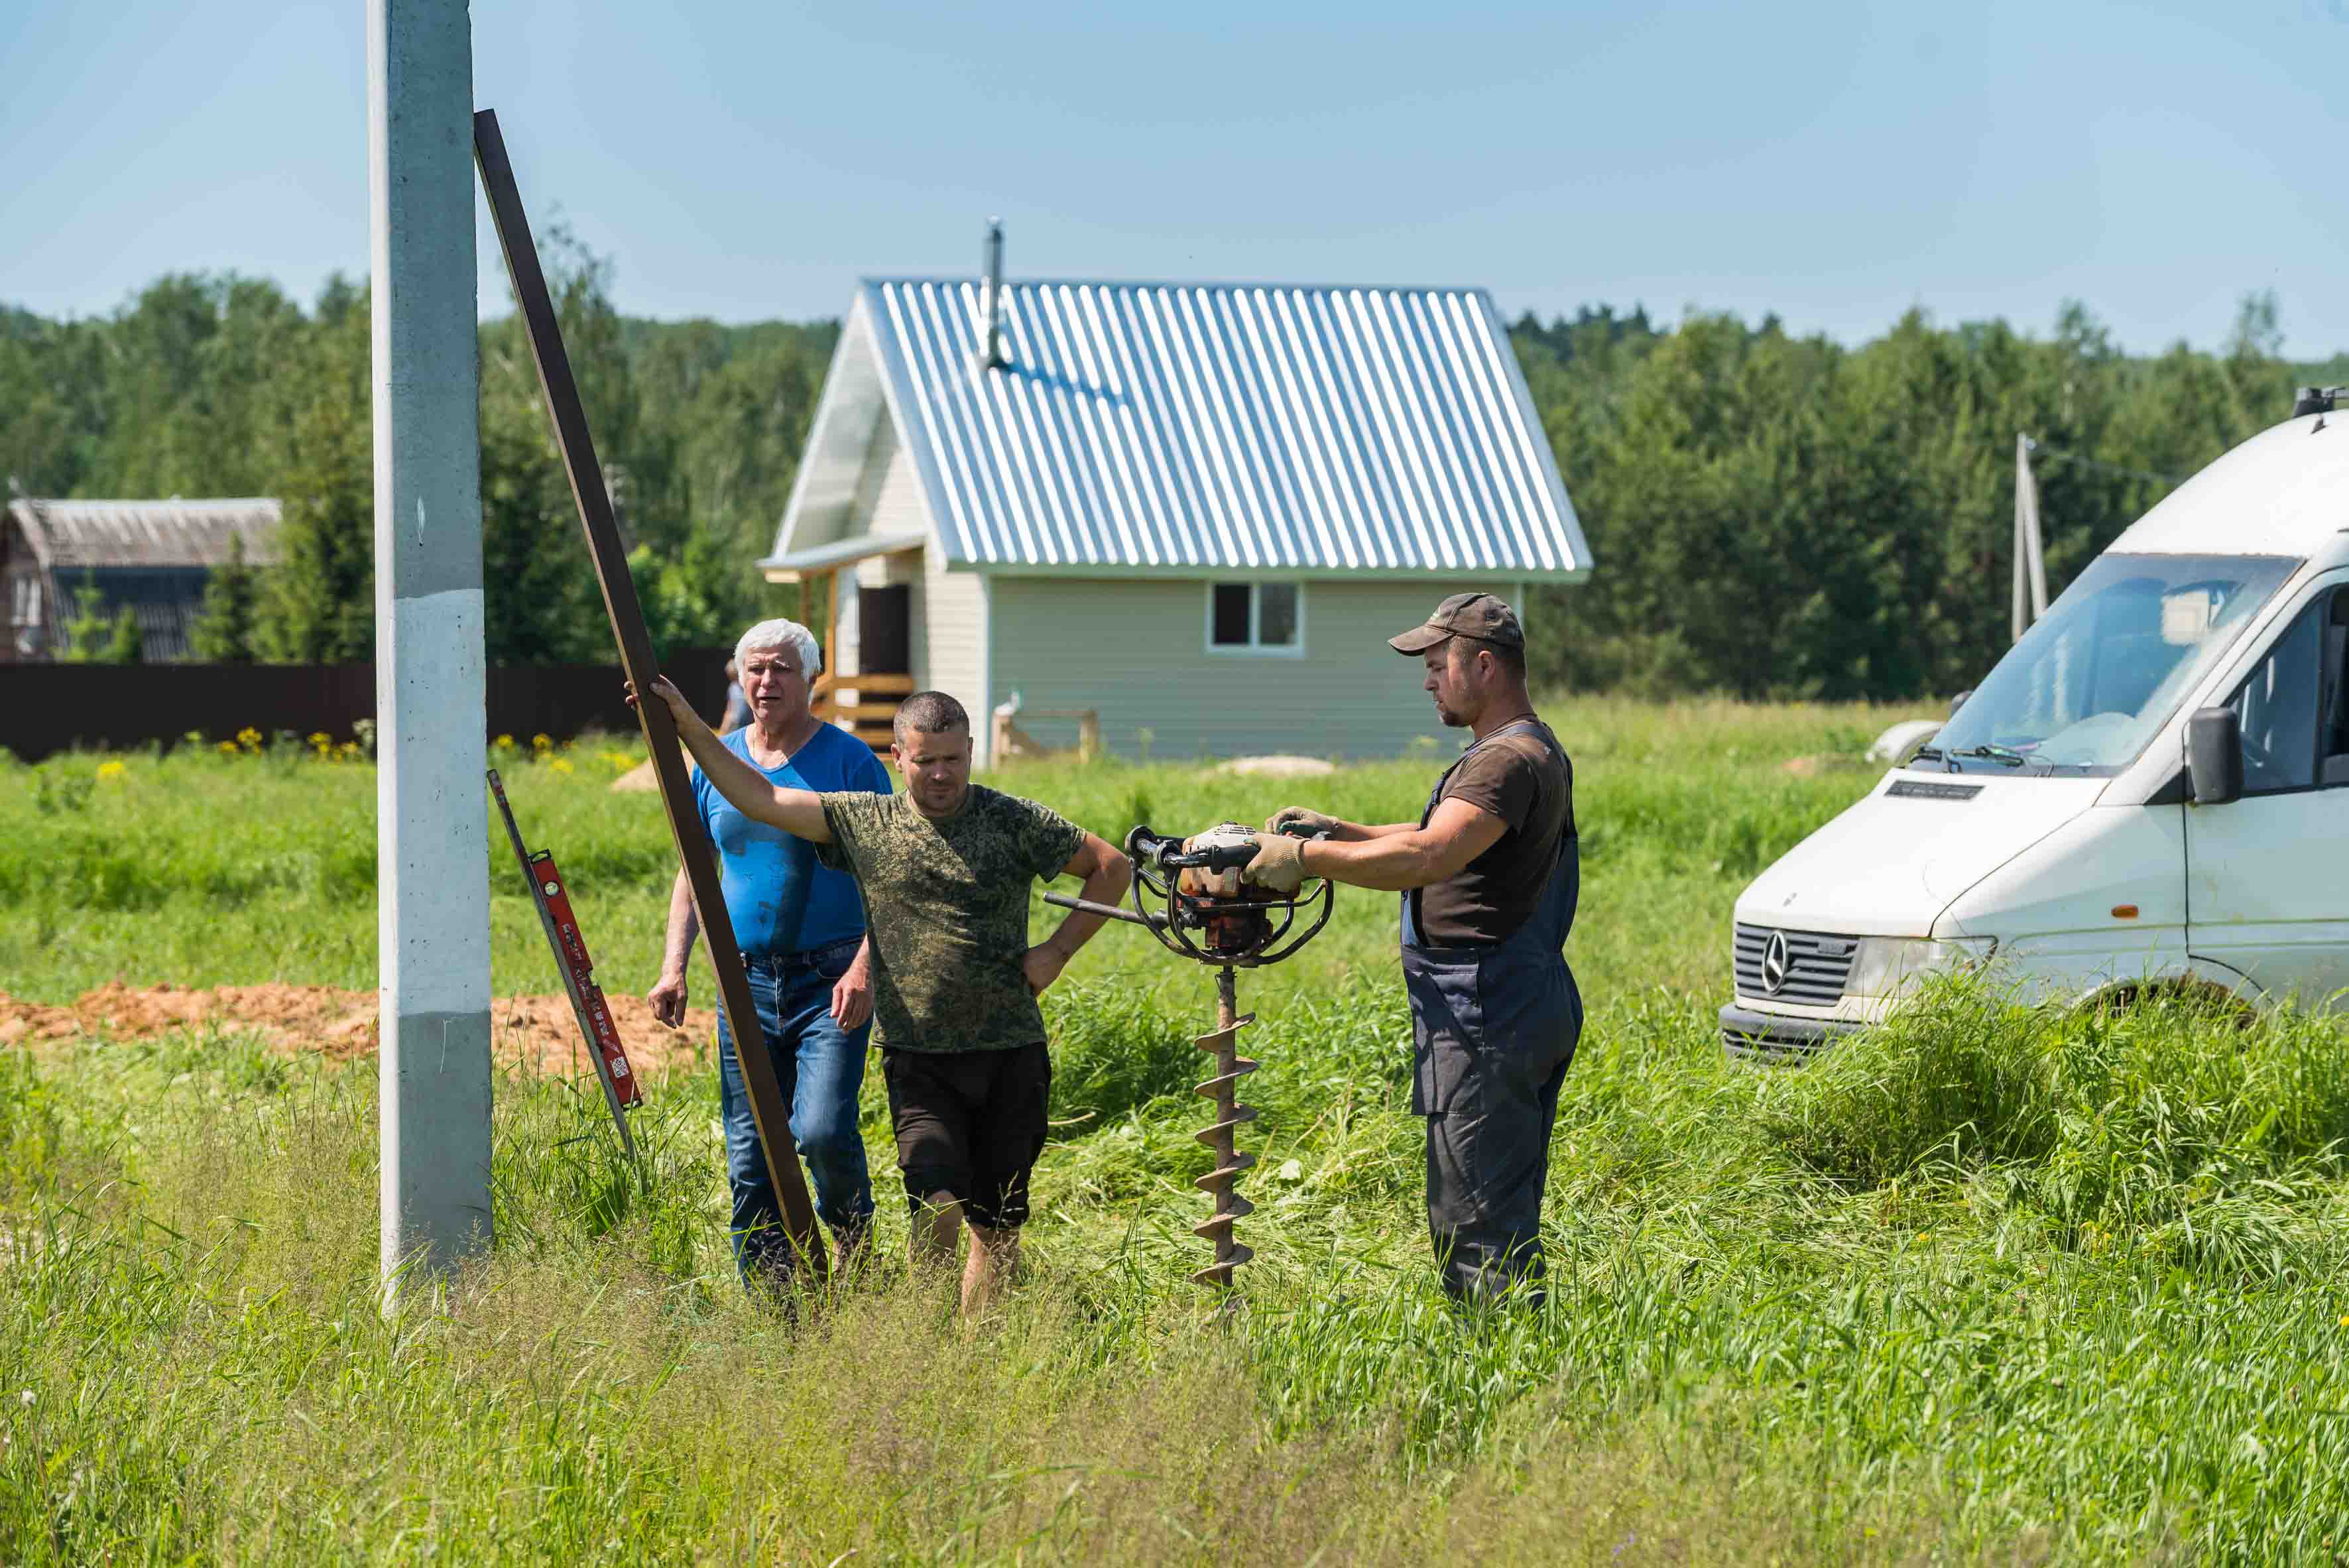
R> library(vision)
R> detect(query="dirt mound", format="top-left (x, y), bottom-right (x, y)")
top-left (0, 983), bottom-right (714, 1077)
top-left (1216, 754), bottom-right (1338, 778)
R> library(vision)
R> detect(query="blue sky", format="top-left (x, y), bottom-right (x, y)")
top-left (5, 0), bottom-right (2346, 354)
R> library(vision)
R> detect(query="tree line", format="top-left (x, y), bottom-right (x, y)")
top-left (1, 235), bottom-right (833, 667)
top-left (5, 258), bottom-right (2342, 697)
top-left (1516, 296), bottom-right (2346, 698)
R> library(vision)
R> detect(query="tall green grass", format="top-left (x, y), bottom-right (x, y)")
top-left (21, 697), bottom-right (2349, 1559)
top-left (0, 694), bottom-right (1903, 1006)
top-left (11, 985), bottom-right (2349, 1559)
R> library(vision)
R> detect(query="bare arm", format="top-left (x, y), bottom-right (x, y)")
top-left (1329, 819), bottom-right (1418, 841)
top-left (662, 869), bottom-right (699, 973)
top-left (631, 675), bottom-right (831, 842)
top-left (829, 935), bottom-right (875, 1030)
top-left (1023, 833), bottom-right (1133, 995)
top-left (647, 869), bottom-right (699, 1027)
top-left (1297, 798), bottom-right (1506, 892)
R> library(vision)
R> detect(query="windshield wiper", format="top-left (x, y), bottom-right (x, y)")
top-left (1911, 745), bottom-right (1944, 761)
top-left (1957, 743), bottom-right (2029, 768)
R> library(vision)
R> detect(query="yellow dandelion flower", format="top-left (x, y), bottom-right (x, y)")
top-left (95, 760), bottom-right (127, 781)
top-left (493, 735), bottom-right (516, 753)
top-left (549, 757), bottom-right (574, 775)
top-left (217, 741), bottom-right (239, 756)
top-left (531, 733), bottom-right (554, 752)
top-left (2338, 1314), bottom-right (2348, 1327)
top-left (236, 727), bottom-right (263, 752)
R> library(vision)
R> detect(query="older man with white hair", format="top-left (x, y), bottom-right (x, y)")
top-left (648, 617), bottom-right (890, 1289)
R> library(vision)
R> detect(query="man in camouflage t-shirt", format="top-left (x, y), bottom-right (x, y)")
top-left (640, 678), bottom-right (1131, 1315)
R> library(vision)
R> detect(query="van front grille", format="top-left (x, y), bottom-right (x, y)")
top-left (1732, 924), bottom-right (1857, 1005)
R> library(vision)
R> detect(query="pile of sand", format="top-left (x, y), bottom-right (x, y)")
top-left (0, 982), bottom-right (714, 1077)
top-left (1215, 755), bottom-right (1338, 778)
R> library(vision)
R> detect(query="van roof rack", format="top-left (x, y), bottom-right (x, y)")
top-left (2293, 385), bottom-right (2344, 417)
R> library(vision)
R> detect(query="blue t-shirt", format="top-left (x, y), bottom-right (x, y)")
top-left (691, 725), bottom-right (892, 957)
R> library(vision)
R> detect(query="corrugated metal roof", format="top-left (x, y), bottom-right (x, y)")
top-left (852, 279), bottom-right (1588, 577)
top-left (8, 498), bottom-right (282, 571)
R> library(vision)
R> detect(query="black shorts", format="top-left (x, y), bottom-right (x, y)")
top-left (880, 1042), bottom-right (1052, 1231)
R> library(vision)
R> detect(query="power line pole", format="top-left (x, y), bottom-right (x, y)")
top-left (2013, 434), bottom-right (2049, 643)
top-left (369, 0), bottom-right (491, 1294)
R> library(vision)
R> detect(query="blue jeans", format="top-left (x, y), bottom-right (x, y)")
top-left (715, 936), bottom-right (875, 1287)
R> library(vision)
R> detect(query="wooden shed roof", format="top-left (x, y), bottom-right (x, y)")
top-left (7, 497), bottom-right (283, 572)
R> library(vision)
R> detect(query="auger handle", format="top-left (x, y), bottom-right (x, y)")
top-left (1124, 822), bottom-right (1324, 874)
top-left (1044, 891), bottom-right (1168, 930)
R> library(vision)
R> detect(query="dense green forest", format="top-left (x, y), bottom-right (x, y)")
top-left (1, 239), bottom-right (835, 667)
top-left (5, 253), bottom-right (2343, 697)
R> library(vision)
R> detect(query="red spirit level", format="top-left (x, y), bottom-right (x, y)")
top-left (489, 768), bottom-right (640, 1158)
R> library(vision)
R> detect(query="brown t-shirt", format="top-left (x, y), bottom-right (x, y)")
top-left (1414, 719), bottom-right (1574, 946)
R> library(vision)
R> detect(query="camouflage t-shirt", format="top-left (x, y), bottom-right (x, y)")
top-left (815, 785), bottom-right (1087, 1054)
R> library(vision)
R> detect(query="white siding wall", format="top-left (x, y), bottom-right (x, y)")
top-left (987, 577), bottom-right (1455, 760)
top-left (841, 420), bottom-right (989, 746)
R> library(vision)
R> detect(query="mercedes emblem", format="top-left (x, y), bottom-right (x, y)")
top-left (1760, 930), bottom-right (1791, 995)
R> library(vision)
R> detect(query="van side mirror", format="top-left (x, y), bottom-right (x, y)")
top-left (2185, 707), bottom-right (2242, 806)
top-left (1949, 690), bottom-right (1972, 718)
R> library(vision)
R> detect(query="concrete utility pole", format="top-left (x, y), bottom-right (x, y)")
top-left (369, 0), bottom-right (491, 1292)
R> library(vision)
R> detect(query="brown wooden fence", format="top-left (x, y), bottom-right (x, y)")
top-left (1, 648), bottom-right (731, 762)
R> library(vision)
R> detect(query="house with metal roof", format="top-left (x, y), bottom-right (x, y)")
top-left (764, 246), bottom-right (1590, 762)
top-left (3, 497), bottom-right (281, 662)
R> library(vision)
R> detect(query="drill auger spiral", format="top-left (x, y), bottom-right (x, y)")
top-left (1042, 821), bottom-right (1335, 1295)
top-left (1189, 969), bottom-right (1258, 1288)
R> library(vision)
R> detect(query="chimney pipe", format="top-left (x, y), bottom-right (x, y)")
top-left (979, 217), bottom-right (1006, 371)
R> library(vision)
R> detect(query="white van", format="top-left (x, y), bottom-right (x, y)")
top-left (1724, 392), bottom-right (2349, 1059)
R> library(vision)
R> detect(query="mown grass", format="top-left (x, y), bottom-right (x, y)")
top-left (12, 697), bottom-right (2349, 1561)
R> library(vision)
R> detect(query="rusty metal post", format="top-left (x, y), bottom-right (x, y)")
top-left (471, 109), bottom-right (825, 1280)
top-left (1190, 965), bottom-right (1258, 1288)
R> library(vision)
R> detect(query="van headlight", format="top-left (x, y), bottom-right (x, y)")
top-left (1845, 936), bottom-right (1994, 998)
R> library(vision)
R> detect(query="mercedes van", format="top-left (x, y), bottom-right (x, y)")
top-left (1723, 392), bottom-right (2349, 1059)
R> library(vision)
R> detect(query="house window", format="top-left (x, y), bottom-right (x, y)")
top-left (1207, 581), bottom-right (1303, 655)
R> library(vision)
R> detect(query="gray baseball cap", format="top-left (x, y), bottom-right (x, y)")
top-left (1388, 591), bottom-right (1524, 654)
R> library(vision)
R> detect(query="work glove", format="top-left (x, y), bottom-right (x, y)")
top-left (1264, 806), bottom-right (1338, 838)
top-left (1242, 831), bottom-right (1306, 894)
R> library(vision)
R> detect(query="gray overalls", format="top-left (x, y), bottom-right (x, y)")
top-left (1402, 718), bottom-right (1583, 1302)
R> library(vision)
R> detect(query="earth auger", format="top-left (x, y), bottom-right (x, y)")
top-left (1045, 823), bottom-right (1335, 1292)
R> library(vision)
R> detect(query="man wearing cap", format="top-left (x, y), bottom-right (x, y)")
top-left (1252, 591), bottom-right (1581, 1304)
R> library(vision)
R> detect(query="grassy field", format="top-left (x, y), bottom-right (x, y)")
top-left (7, 697), bottom-right (2349, 1563)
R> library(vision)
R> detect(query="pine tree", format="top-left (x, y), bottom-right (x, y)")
top-left (190, 531), bottom-right (261, 662)
top-left (58, 572), bottom-right (111, 662)
top-left (101, 604), bottom-right (143, 664)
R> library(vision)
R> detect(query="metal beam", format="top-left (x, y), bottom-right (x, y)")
top-left (370, 0), bottom-right (492, 1292)
top-left (470, 108), bottom-right (826, 1277)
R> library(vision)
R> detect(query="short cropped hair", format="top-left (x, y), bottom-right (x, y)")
top-left (1473, 635), bottom-right (1527, 680)
top-left (893, 690), bottom-right (969, 744)
top-left (735, 618), bottom-right (821, 680)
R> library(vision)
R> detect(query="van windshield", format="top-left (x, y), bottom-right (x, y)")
top-left (1927, 553), bottom-right (2299, 774)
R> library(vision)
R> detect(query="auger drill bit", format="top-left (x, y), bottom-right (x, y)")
top-left (1190, 965), bottom-right (1259, 1289)
top-left (1044, 823), bottom-right (1338, 1296)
